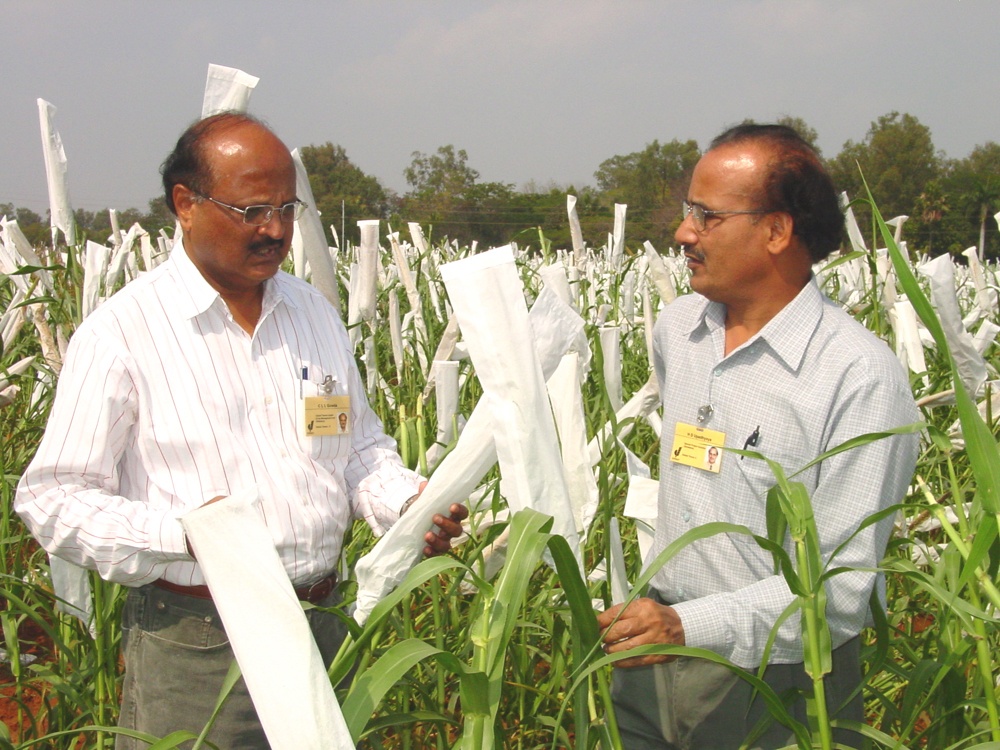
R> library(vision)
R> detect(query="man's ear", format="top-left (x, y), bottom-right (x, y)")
top-left (173, 185), bottom-right (196, 231)
top-left (765, 211), bottom-right (795, 256)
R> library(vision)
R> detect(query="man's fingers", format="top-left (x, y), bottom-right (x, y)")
top-left (601, 627), bottom-right (677, 669)
top-left (420, 504), bottom-right (469, 557)
top-left (423, 530), bottom-right (451, 556)
top-left (432, 515), bottom-right (463, 538)
top-left (596, 603), bottom-right (624, 630)
top-left (595, 598), bottom-right (684, 667)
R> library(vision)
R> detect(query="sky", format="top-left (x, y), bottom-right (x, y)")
top-left (3, 1), bottom-right (999, 216)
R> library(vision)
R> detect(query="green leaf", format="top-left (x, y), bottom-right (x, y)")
top-left (862, 176), bottom-right (1000, 515)
top-left (571, 644), bottom-right (813, 748)
top-left (328, 554), bottom-right (467, 685)
top-left (957, 514), bottom-right (999, 593)
top-left (342, 639), bottom-right (444, 738)
top-left (190, 658), bottom-right (242, 749)
top-left (546, 532), bottom-right (600, 746)
top-left (765, 486), bottom-right (788, 574)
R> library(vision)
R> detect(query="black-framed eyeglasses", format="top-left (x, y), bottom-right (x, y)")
top-left (681, 200), bottom-right (772, 233)
top-left (194, 192), bottom-right (307, 226)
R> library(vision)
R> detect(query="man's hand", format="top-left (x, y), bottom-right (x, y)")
top-left (423, 503), bottom-right (469, 557)
top-left (596, 597), bottom-right (685, 668)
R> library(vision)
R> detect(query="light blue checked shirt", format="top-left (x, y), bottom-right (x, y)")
top-left (647, 280), bottom-right (920, 668)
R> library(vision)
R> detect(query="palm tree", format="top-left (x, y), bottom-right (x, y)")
top-left (914, 182), bottom-right (949, 256)
top-left (954, 143), bottom-right (1000, 261)
top-left (969, 178), bottom-right (1000, 261)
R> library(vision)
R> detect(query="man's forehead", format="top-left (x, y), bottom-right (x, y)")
top-left (215, 140), bottom-right (246, 158)
top-left (712, 150), bottom-right (759, 173)
top-left (206, 123), bottom-right (284, 156)
top-left (690, 143), bottom-right (765, 198)
top-left (202, 124), bottom-right (295, 187)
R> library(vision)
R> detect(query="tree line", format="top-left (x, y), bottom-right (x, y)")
top-left (5, 111), bottom-right (999, 260)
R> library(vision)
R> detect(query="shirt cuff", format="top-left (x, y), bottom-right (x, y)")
top-left (151, 512), bottom-right (193, 560)
top-left (380, 473), bottom-right (425, 519)
top-left (670, 595), bottom-right (733, 656)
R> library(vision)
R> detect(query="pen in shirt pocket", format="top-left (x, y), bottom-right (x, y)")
top-left (741, 426), bottom-right (760, 459)
top-left (300, 366), bottom-right (308, 399)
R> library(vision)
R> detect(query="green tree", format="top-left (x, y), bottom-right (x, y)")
top-left (947, 142), bottom-right (1000, 260)
top-left (508, 184), bottom-right (606, 251)
top-left (299, 143), bottom-right (391, 246)
top-left (0, 203), bottom-right (48, 248)
top-left (736, 115), bottom-right (822, 155)
top-left (776, 115), bottom-right (822, 155)
top-left (114, 208), bottom-right (147, 233)
top-left (141, 196), bottom-right (176, 235)
top-left (594, 138), bottom-right (700, 246)
top-left (0, 203), bottom-right (42, 230)
top-left (911, 180), bottom-right (950, 256)
top-left (827, 112), bottom-right (939, 226)
top-left (400, 145), bottom-right (517, 248)
top-left (403, 145), bottom-right (479, 199)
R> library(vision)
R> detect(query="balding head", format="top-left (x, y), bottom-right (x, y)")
top-left (709, 124), bottom-right (844, 262)
top-left (161, 112), bottom-right (290, 215)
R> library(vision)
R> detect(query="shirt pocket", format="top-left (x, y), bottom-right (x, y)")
top-left (731, 444), bottom-right (810, 549)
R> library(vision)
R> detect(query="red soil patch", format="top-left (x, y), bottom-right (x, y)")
top-left (1, 615), bottom-right (53, 741)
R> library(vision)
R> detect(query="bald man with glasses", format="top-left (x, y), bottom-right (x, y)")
top-left (17, 112), bottom-right (467, 748)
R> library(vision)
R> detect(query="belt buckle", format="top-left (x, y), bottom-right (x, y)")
top-left (303, 573), bottom-right (335, 603)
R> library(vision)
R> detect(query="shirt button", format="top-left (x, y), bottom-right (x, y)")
top-left (677, 589), bottom-right (685, 599)
top-left (682, 511), bottom-right (691, 522)
top-left (714, 368), bottom-right (722, 377)
top-left (264, 396), bottom-right (274, 405)
top-left (280, 450), bottom-right (288, 458)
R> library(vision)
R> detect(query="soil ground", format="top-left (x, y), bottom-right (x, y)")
top-left (1, 616), bottom-right (52, 742)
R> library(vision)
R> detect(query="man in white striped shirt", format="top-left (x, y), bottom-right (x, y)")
top-left (16, 112), bottom-right (466, 748)
top-left (597, 124), bottom-right (920, 748)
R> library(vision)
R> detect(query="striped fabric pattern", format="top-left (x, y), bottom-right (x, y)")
top-left (16, 243), bottom-right (420, 587)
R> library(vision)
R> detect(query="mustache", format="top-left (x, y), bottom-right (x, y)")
top-left (249, 239), bottom-right (285, 255)
top-left (681, 244), bottom-right (705, 262)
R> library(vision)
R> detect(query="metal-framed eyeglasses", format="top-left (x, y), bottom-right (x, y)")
top-left (681, 200), bottom-right (772, 233)
top-left (194, 192), bottom-right (307, 226)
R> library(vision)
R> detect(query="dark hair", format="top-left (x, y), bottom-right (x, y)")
top-left (710, 124), bottom-right (844, 262)
top-left (160, 111), bottom-right (270, 215)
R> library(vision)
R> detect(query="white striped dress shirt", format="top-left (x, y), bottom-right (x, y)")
top-left (648, 281), bottom-right (920, 668)
top-left (16, 242), bottom-right (421, 587)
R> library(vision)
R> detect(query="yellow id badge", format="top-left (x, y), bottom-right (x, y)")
top-left (670, 422), bottom-right (725, 473)
top-left (304, 395), bottom-right (350, 436)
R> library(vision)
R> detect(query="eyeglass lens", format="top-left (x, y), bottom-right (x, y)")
top-left (243, 203), bottom-right (302, 225)
top-left (682, 201), bottom-right (705, 230)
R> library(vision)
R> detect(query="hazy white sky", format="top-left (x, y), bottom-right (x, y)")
top-left (4, 1), bottom-right (998, 215)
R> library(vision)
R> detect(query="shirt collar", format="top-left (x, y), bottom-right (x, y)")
top-left (756, 279), bottom-right (824, 372)
top-left (686, 279), bottom-right (824, 372)
top-left (170, 238), bottom-right (295, 320)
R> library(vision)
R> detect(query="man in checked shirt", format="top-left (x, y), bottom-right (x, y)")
top-left (16, 111), bottom-right (467, 749)
top-left (597, 124), bottom-right (920, 749)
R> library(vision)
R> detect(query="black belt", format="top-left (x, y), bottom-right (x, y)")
top-left (153, 571), bottom-right (338, 604)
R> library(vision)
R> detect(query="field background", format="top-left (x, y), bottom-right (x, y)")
top-left (2, 186), bottom-right (1000, 749)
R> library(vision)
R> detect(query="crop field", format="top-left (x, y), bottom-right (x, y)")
top-left (2, 184), bottom-right (1000, 750)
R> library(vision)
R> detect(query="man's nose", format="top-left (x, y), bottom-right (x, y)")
top-left (675, 212), bottom-right (698, 247)
top-left (258, 211), bottom-right (289, 240)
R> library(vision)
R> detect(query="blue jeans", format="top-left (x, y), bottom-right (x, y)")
top-left (116, 583), bottom-right (347, 750)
